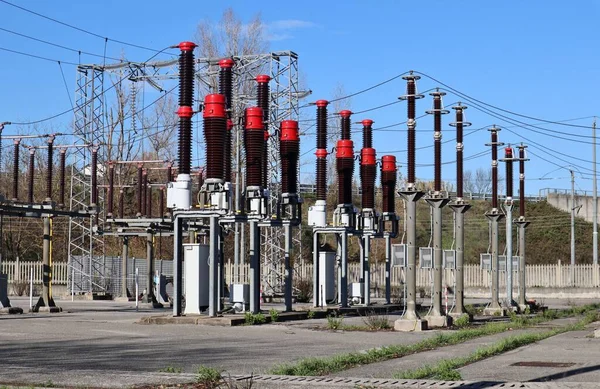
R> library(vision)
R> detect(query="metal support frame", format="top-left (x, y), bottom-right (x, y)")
top-left (449, 203), bottom-right (470, 316)
top-left (503, 202), bottom-right (516, 307)
top-left (312, 227), bottom-right (349, 309)
top-left (485, 211), bottom-right (504, 310)
top-left (516, 220), bottom-right (530, 310)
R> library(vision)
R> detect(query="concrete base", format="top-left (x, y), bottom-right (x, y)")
top-left (0, 307), bottom-right (23, 314)
top-left (483, 307), bottom-right (507, 316)
top-left (594, 328), bottom-right (600, 338)
top-left (31, 306), bottom-right (62, 313)
top-left (424, 314), bottom-right (452, 328)
top-left (114, 297), bottom-right (133, 302)
top-left (449, 312), bottom-right (472, 322)
top-left (393, 318), bottom-right (428, 332)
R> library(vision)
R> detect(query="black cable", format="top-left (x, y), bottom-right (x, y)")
top-left (0, 0), bottom-right (175, 55)
top-left (0, 26), bottom-right (124, 62)
top-left (58, 62), bottom-right (74, 110)
top-left (0, 46), bottom-right (79, 66)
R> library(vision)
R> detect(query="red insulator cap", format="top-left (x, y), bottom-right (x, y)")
top-left (315, 149), bottom-right (328, 158)
top-left (177, 106), bottom-right (194, 118)
top-left (505, 147), bottom-right (513, 156)
top-left (336, 139), bottom-right (354, 158)
top-left (339, 110), bottom-right (352, 118)
top-left (361, 148), bottom-right (376, 165)
top-left (381, 155), bottom-right (397, 172)
top-left (280, 120), bottom-right (299, 141)
top-left (203, 94), bottom-right (226, 118)
top-left (219, 58), bottom-right (234, 69)
top-left (227, 119), bottom-right (234, 131)
top-left (245, 107), bottom-right (264, 130)
top-left (256, 74), bottom-right (271, 83)
top-left (178, 41), bottom-right (197, 51)
top-left (316, 100), bottom-right (329, 107)
top-left (361, 119), bottom-right (374, 127)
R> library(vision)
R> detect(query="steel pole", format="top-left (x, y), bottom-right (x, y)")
top-left (517, 221), bottom-right (529, 308)
top-left (121, 237), bottom-right (129, 298)
top-left (340, 230), bottom-right (349, 308)
top-left (41, 217), bottom-right (52, 308)
top-left (313, 231), bottom-right (320, 308)
top-left (284, 223), bottom-right (292, 311)
top-left (363, 235), bottom-right (371, 306)
top-left (249, 220), bottom-right (261, 314)
top-left (504, 203), bottom-right (514, 305)
top-left (593, 120), bottom-right (598, 265)
top-left (172, 216), bottom-right (183, 316)
top-left (450, 204), bottom-right (470, 315)
top-left (486, 214), bottom-right (503, 309)
top-left (209, 216), bottom-right (220, 317)
top-left (385, 234), bottom-right (391, 304)
top-left (398, 192), bottom-right (423, 320)
top-left (571, 170), bottom-right (576, 287)
top-left (144, 231), bottom-right (156, 305)
top-left (234, 124), bottom-right (241, 282)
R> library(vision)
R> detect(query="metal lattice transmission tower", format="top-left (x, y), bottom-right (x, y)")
top-left (68, 65), bottom-right (107, 293)
top-left (67, 52), bottom-right (303, 296)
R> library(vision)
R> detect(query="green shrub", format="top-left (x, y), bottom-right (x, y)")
top-left (269, 308), bottom-right (280, 322)
top-left (327, 314), bottom-right (344, 330)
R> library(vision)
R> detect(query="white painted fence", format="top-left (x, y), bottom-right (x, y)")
top-left (2, 259), bottom-right (599, 289)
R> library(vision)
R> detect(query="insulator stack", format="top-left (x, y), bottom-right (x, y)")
top-left (142, 169), bottom-right (148, 216)
top-left (137, 164), bottom-right (143, 216)
top-left (519, 145), bottom-right (526, 217)
top-left (118, 189), bottom-right (124, 219)
top-left (360, 148), bottom-right (377, 209)
top-left (340, 110), bottom-right (352, 140)
top-left (12, 140), bottom-right (20, 201)
top-left (280, 120), bottom-right (300, 194)
top-left (256, 75), bottom-right (271, 189)
top-left (177, 41), bottom-right (197, 176)
top-left (224, 119), bottom-right (233, 182)
top-left (218, 59), bottom-right (234, 116)
top-left (167, 162), bottom-right (173, 183)
top-left (244, 107), bottom-right (264, 188)
top-left (315, 100), bottom-right (329, 201)
top-left (203, 94), bottom-right (227, 180)
top-left (401, 74), bottom-right (422, 186)
top-left (362, 119), bottom-right (373, 148)
top-left (505, 147), bottom-right (514, 198)
top-left (91, 148), bottom-right (98, 205)
top-left (107, 162), bottom-right (114, 217)
top-left (46, 137), bottom-right (54, 200)
top-left (336, 139), bottom-right (354, 205)
top-left (451, 104), bottom-right (471, 200)
top-left (59, 149), bottom-right (66, 207)
top-left (381, 155), bottom-right (397, 213)
top-left (490, 128), bottom-right (499, 209)
top-left (147, 184), bottom-right (152, 218)
top-left (27, 148), bottom-right (34, 203)
top-left (159, 187), bottom-right (165, 217)
top-left (428, 91), bottom-right (448, 192)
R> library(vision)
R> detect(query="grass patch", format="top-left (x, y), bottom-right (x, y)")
top-left (269, 304), bottom-right (600, 376)
top-left (326, 314), bottom-right (344, 330)
top-left (394, 311), bottom-right (599, 380)
top-left (269, 308), bottom-right (279, 323)
top-left (159, 365), bottom-right (183, 373)
top-left (244, 312), bottom-right (266, 325)
top-left (361, 311), bottom-right (392, 330)
top-left (197, 365), bottom-right (223, 388)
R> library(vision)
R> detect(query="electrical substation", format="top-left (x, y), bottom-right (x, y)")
top-left (0, 40), bottom-right (536, 331)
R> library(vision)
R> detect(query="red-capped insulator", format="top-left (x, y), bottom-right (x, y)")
top-left (336, 139), bottom-right (354, 205)
top-left (27, 148), bottom-right (35, 203)
top-left (505, 147), bottom-right (514, 198)
top-left (12, 140), bottom-right (20, 201)
top-left (315, 100), bottom-right (329, 201)
top-left (244, 107), bottom-right (264, 188)
top-left (280, 120), bottom-right (300, 194)
top-left (381, 155), bottom-right (397, 213)
top-left (224, 119), bottom-right (233, 182)
top-left (360, 147), bottom-right (377, 209)
top-left (339, 110), bottom-right (352, 140)
top-left (203, 94), bottom-right (227, 180)
top-left (362, 119), bottom-right (373, 148)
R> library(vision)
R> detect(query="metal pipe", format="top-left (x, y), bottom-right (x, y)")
top-left (142, 170), bottom-right (148, 217)
top-left (122, 237), bottom-right (129, 298)
top-left (249, 220), bottom-right (260, 314)
top-left (209, 216), bottom-right (220, 317)
top-left (12, 139), bottom-right (20, 201)
top-left (172, 216), bottom-right (183, 316)
top-left (313, 231), bottom-right (320, 308)
top-left (284, 223), bottom-right (292, 312)
top-left (385, 234), bottom-right (391, 304)
top-left (363, 236), bottom-right (371, 306)
top-left (594, 120), bottom-right (598, 266)
top-left (107, 162), bottom-right (114, 217)
top-left (59, 149), bottom-right (66, 207)
top-left (27, 148), bottom-right (35, 203)
top-left (91, 148), bottom-right (98, 206)
top-left (340, 230), bottom-right (348, 308)
top-left (45, 136), bottom-right (54, 201)
top-left (432, 204), bottom-right (443, 317)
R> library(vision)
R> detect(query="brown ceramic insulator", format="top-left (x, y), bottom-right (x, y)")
top-left (159, 187), bottom-right (165, 217)
top-left (280, 140), bottom-right (299, 194)
top-left (167, 163), bottom-right (173, 183)
top-left (147, 184), bottom-right (152, 218)
top-left (12, 140), bottom-right (20, 200)
top-left (178, 49), bottom-right (195, 107)
top-left (244, 130), bottom-right (264, 188)
top-left (198, 170), bottom-right (204, 189)
top-left (27, 149), bottom-right (34, 203)
top-left (407, 79), bottom-right (416, 184)
top-left (91, 149), bottom-right (98, 205)
top-left (262, 133), bottom-right (269, 188)
top-left (491, 131), bottom-right (498, 209)
top-left (341, 116), bottom-right (351, 140)
top-left (107, 163), bottom-right (114, 217)
top-left (178, 116), bottom-right (192, 175)
top-left (456, 109), bottom-right (464, 198)
top-left (59, 149), bottom-right (66, 207)
top-left (118, 189), bottom-right (124, 219)
top-left (362, 121), bottom-right (373, 148)
top-left (46, 139), bottom-right (53, 200)
top-left (218, 67), bottom-right (233, 117)
top-left (433, 97), bottom-right (442, 192)
top-left (137, 164), bottom-right (143, 216)
top-left (316, 105), bottom-right (328, 150)
top-left (204, 117), bottom-right (227, 179)
top-left (257, 78), bottom-right (270, 124)
top-left (142, 170), bottom-right (148, 216)
top-left (519, 146), bottom-right (525, 217)
top-left (316, 157), bottom-right (327, 201)
top-left (337, 157), bottom-right (354, 205)
top-left (224, 121), bottom-right (232, 182)
top-left (381, 171), bottom-right (396, 213)
top-left (505, 148), bottom-right (513, 198)
top-left (360, 164), bottom-right (376, 209)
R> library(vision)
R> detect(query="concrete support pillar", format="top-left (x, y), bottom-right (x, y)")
top-left (516, 220), bottom-right (530, 311)
top-left (484, 212), bottom-right (505, 316)
top-left (425, 196), bottom-right (450, 327)
top-left (449, 203), bottom-right (470, 318)
top-left (33, 217), bottom-right (60, 312)
top-left (504, 203), bottom-right (517, 308)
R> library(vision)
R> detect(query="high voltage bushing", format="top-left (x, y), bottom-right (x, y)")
top-left (505, 146), bottom-right (514, 198)
top-left (177, 41), bottom-right (197, 177)
top-left (224, 119), bottom-right (233, 182)
top-left (203, 94), bottom-right (227, 180)
top-left (315, 100), bottom-right (329, 202)
top-left (360, 147), bottom-right (376, 209)
top-left (12, 139), bottom-right (20, 201)
top-left (362, 119), bottom-right (373, 148)
top-left (45, 136), bottom-right (54, 201)
top-left (218, 59), bottom-right (234, 115)
top-left (142, 169), bottom-right (148, 216)
top-left (399, 74), bottom-right (424, 188)
top-left (518, 144), bottom-right (529, 218)
top-left (256, 75), bottom-right (271, 189)
top-left (147, 183), bottom-right (153, 218)
top-left (244, 107), bottom-right (265, 188)
top-left (59, 149), bottom-right (66, 208)
top-left (426, 91), bottom-right (449, 192)
top-left (336, 139), bottom-right (354, 205)
top-left (118, 189), bottom-right (124, 219)
top-left (450, 104), bottom-right (472, 201)
top-left (159, 187), bottom-right (165, 217)
top-left (177, 105), bottom-right (194, 176)
top-left (91, 148), bottom-right (98, 206)
top-left (381, 155), bottom-right (397, 214)
top-left (340, 110), bottom-right (352, 140)
top-left (137, 163), bottom-right (143, 217)
top-left (486, 127), bottom-right (503, 209)
top-left (27, 148), bottom-right (35, 203)
top-left (280, 120), bottom-right (300, 194)
top-left (107, 162), bottom-right (115, 218)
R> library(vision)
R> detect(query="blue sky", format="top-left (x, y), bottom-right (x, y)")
top-left (0, 0), bottom-right (599, 196)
